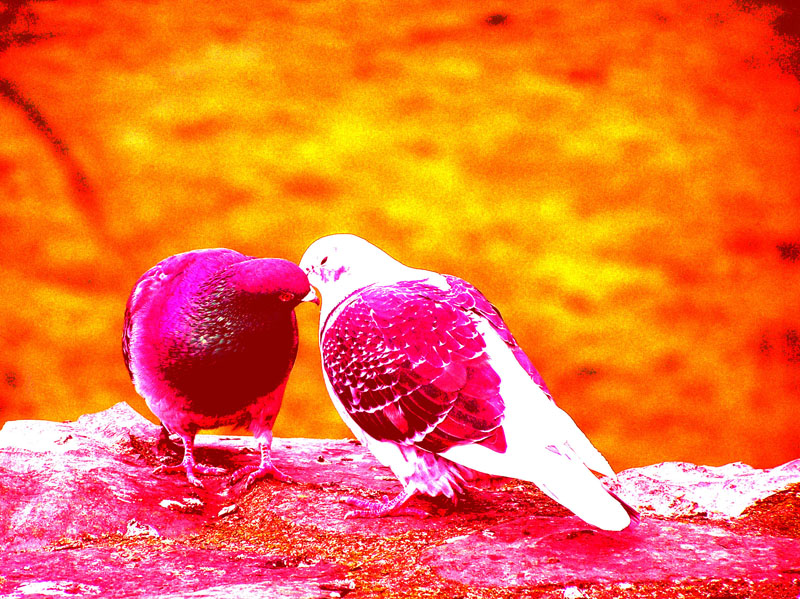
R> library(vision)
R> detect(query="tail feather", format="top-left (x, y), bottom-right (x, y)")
top-left (544, 405), bottom-right (616, 478)
top-left (443, 441), bottom-right (632, 531)
top-left (446, 318), bottom-right (634, 531)
top-left (605, 487), bottom-right (641, 528)
top-left (526, 446), bottom-right (632, 531)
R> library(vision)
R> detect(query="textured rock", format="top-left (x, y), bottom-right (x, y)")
top-left (606, 460), bottom-right (800, 519)
top-left (1, 403), bottom-right (799, 599)
top-left (0, 402), bottom-right (212, 550)
top-left (1, 545), bottom-right (343, 599)
top-left (424, 516), bottom-right (800, 587)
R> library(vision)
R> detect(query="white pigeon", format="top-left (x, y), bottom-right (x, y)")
top-left (299, 233), bottom-right (636, 531)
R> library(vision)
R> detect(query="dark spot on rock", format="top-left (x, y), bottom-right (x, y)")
top-left (487, 553), bottom-right (504, 561)
top-left (261, 555), bottom-right (300, 569)
top-left (484, 14), bottom-right (507, 26)
top-left (566, 529), bottom-right (596, 540)
top-left (319, 580), bottom-right (356, 595)
top-left (579, 368), bottom-right (597, 376)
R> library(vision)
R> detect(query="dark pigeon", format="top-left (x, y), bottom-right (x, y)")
top-left (123, 248), bottom-right (312, 488)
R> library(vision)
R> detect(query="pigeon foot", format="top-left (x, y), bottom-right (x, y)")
top-left (154, 461), bottom-right (227, 488)
top-left (230, 463), bottom-right (292, 489)
top-left (342, 491), bottom-right (428, 518)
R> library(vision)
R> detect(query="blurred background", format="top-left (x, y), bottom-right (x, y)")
top-left (1, 0), bottom-right (798, 471)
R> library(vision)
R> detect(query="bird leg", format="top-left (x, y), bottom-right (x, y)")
top-left (342, 489), bottom-right (429, 518)
top-left (156, 424), bottom-right (182, 456)
top-left (229, 435), bottom-right (291, 489)
top-left (154, 432), bottom-right (226, 488)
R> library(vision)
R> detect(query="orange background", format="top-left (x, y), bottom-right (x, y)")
top-left (1, 0), bottom-right (798, 471)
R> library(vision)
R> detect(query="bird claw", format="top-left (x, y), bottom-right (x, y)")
top-left (153, 463), bottom-right (183, 476)
top-left (153, 461), bottom-right (225, 487)
top-left (229, 464), bottom-right (292, 489)
top-left (193, 463), bottom-right (228, 476)
top-left (187, 474), bottom-right (205, 489)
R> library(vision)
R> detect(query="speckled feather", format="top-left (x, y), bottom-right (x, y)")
top-left (322, 276), bottom-right (552, 454)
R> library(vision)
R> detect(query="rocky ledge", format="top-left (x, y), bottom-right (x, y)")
top-left (0, 403), bottom-right (798, 598)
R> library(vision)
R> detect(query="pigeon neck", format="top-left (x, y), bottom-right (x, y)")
top-left (317, 268), bottom-right (449, 335)
top-left (319, 283), bottom-right (377, 338)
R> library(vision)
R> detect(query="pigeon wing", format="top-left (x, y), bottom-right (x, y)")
top-left (442, 275), bottom-right (554, 401)
top-left (322, 279), bottom-right (508, 453)
top-left (442, 276), bottom-right (618, 478)
top-left (122, 249), bottom-right (247, 378)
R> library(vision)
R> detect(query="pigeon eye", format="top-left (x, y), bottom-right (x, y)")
top-left (278, 291), bottom-right (293, 302)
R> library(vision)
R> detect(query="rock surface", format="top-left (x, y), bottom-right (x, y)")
top-left (609, 459), bottom-right (800, 519)
top-left (1, 403), bottom-right (799, 598)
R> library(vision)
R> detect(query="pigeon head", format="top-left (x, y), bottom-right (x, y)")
top-left (299, 234), bottom-right (415, 309)
top-left (221, 257), bottom-right (312, 308)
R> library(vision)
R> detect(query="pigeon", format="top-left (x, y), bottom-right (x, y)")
top-left (123, 248), bottom-right (313, 488)
top-left (299, 234), bottom-right (636, 531)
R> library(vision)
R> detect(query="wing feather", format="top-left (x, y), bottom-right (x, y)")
top-left (123, 249), bottom-right (247, 380)
top-left (322, 278), bottom-right (510, 453)
top-left (441, 275), bottom-right (554, 401)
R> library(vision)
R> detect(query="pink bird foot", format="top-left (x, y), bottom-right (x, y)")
top-left (155, 460), bottom-right (228, 488)
top-left (342, 491), bottom-right (428, 518)
top-left (230, 463), bottom-right (292, 489)
top-left (229, 447), bottom-right (291, 489)
top-left (153, 433), bottom-right (227, 488)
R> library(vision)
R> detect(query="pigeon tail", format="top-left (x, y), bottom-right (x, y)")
top-left (443, 433), bottom-right (632, 531)
top-left (441, 320), bottom-right (633, 531)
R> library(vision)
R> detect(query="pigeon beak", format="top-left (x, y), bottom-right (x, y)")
top-left (301, 286), bottom-right (320, 305)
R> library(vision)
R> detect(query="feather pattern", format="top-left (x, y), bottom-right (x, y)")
top-left (322, 277), bottom-right (514, 453)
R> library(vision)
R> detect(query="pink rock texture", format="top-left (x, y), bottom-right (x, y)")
top-left (1, 403), bottom-right (798, 598)
top-left (608, 459), bottom-right (800, 519)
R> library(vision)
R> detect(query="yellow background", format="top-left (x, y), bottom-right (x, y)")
top-left (1, 0), bottom-right (799, 471)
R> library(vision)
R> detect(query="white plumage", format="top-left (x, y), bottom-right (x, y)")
top-left (300, 234), bottom-right (634, 531)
